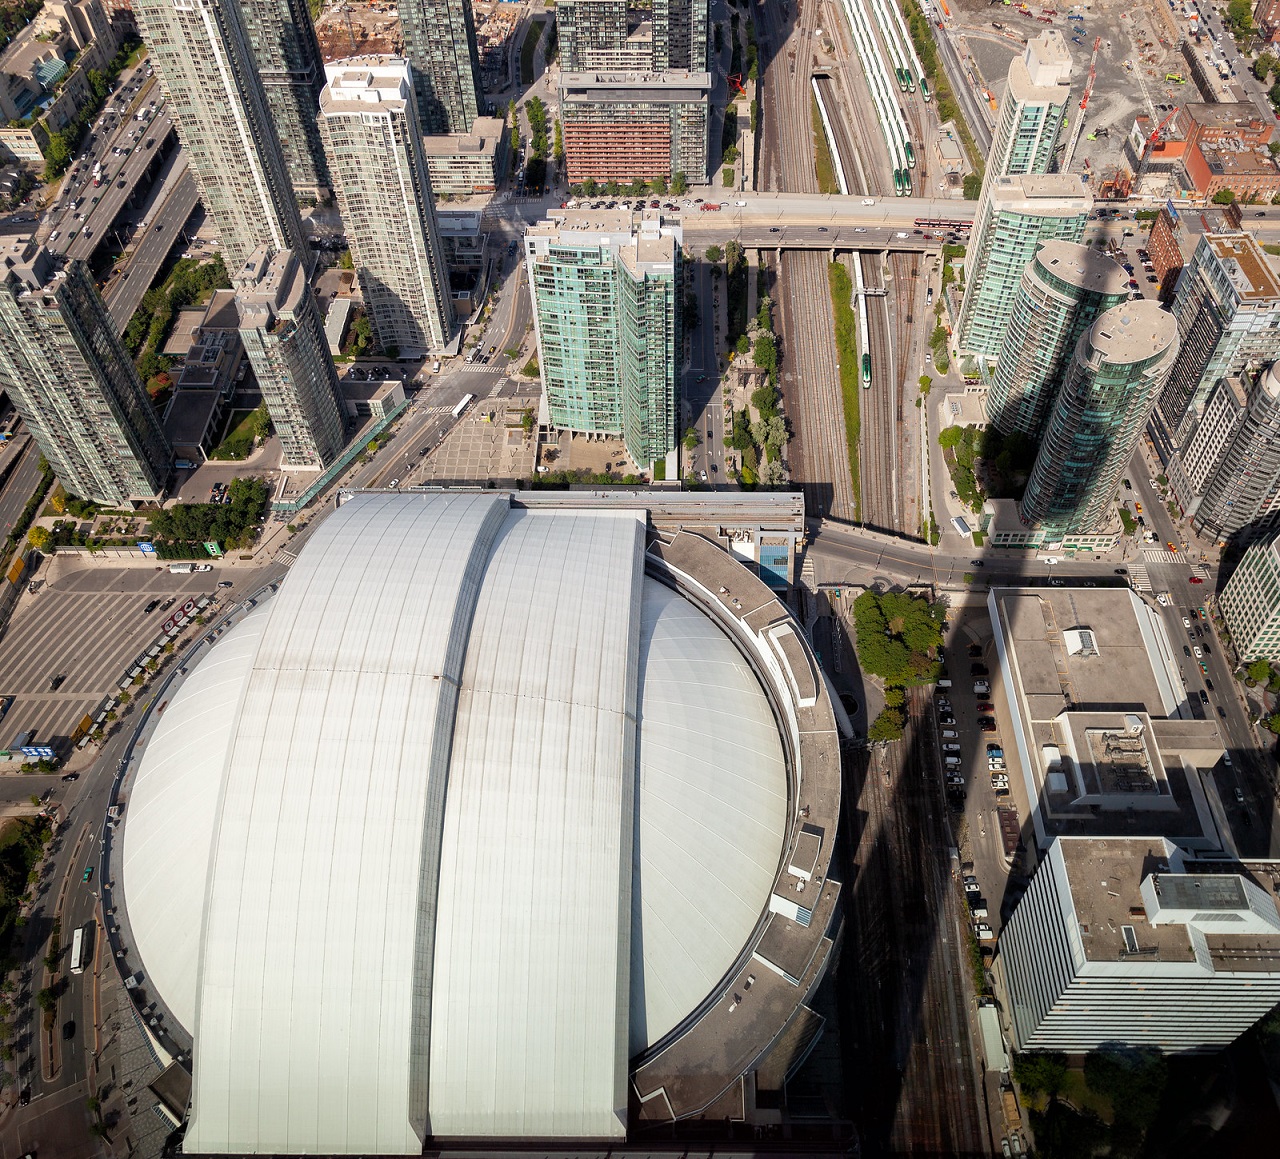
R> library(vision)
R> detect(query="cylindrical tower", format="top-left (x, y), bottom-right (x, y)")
top-left (1020, 302), bottom-right (1179, 538)
top-left (986, 241), bottom-right (1130, 438)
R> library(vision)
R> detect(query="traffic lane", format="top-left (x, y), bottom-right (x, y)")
top-left (0, 444), bottom-right (42, 541)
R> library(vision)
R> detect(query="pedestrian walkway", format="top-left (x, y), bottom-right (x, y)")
top-left (1143, 548), bottom-right (1184, 563)
top-left (1128, 561), bottom-right (1152, 591)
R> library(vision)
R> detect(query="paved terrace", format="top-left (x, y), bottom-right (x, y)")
top-left (634, 530), bottom-right (842, 1122)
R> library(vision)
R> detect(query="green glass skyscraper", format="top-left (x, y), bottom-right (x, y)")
top-left (1020, 302), bottom-right (1179, 539)
top-left (525, 213), bottom-right (681, 468)
top-left (987, 241), bottom-right (1131, 438)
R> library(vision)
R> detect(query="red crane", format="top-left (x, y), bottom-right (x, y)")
top-left (1060, 37), bottom-right (1102, 172)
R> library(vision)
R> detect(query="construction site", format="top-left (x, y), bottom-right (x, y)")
top-left (947, 0), bottom-right (1257, 199)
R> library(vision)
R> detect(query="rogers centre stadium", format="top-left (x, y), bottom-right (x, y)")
top-left (116, 491), bottom-right (843, 1154)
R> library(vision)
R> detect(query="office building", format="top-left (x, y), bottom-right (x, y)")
top-left (525, 212), bottom-right (681, 467)
top-left (120, 490), bottom-right (840, 1151)
top-left (955, 174), bottom-right (1091, 360)
top-left (0, 245), bottom-right (170, 506)
top-left (234, 0), bottom-right (331, 197)
top-left (1020, 301), bottom-right (1178, 539)
top-left (132, 0), bottom-right (310, 275)
top-left (234, 246), bottom-right (347, 470)
top-left (1171, 364), bottom-right (1280, 542)
top-left (398, 0), bottom-right (484, 134)
top-left (987, 31), bottom-right (1072, 178)
top-left (318, 58), bottom-right (453, 356)
top-left (986, 241), bottom-right (1130, 438)
top-left (1221, 531), bottom-right (1280, 661)
top-left (1000, 836), bottom-right (1280, 1053)
top-left (560, 71), bottom-right (711, 183)
top-left (1155, 232), bottom-right (1280, 447)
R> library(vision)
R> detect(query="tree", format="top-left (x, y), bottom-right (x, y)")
top-left (35, 988), bottom-right (54, 1013)
top-left (725, 239), bottom-right (743, 273)
top-left (670, 171), bottom-right (688, 195)
top-left (683, 426), bottom-right (700, 450)
top-left (735, 333), bottom-right (751, 355)
top-left (938, 425), bottom-right (964, 450)
top-left (963, 173), bottom-right (982, 200)
top-left (650, 174), bottom-right (669, 195)
top-left (704, 243), bottom-right (723, 263)
top-left (918, 374), bottom-right (932, 396)
top-left (351, 313), bottom-right (374, 353)
top-left (582, 176), bottom-right (598, 197)
top-left (26, 526), bottom-right (51, 552)
top-left (1246, 658), bottom-right (1273, 684)
top-left (1212, 188), bottom-right (1237, 205)
top-left (1012, 1050), bottom-right (1068, 1098)
top-left (553, 118), bottom-right (564, 164)
top-left (868, 706), bottom-right (905, 742)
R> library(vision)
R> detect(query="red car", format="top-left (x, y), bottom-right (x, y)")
top-left (977, 702), bottom-right (994, 713)
top-left (1189, 576), bottom-right (1204, 584)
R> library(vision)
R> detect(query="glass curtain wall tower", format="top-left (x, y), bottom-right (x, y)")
top-left (398, 0), bottom-right (484, 133)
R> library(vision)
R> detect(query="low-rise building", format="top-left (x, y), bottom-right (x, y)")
top-left (1000, 836), bottom-right (1280, 1052)
top-left (1220, 532), bottom-right (1280, 661)
top-left (1147, 204), bottom-right (1186, 302)
top-left (420, 116), bottom-right (508, 195)
top-left (1184, 140), bottom-right (1280, 204)
top-left (341, 376), bottom-right (405, 421)
top-left (161, 289), bottom-right (243, 464)
top-left (560, 71), bottom-right (710, 184)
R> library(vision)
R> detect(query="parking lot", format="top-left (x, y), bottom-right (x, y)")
top-left (0, 567), bottom-right (218, 757)
top-left (932, 624), bottom-right (1035, 953)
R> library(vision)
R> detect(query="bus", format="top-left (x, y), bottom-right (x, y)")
top-left (450, 393), bottom-right (475, 419)
top-left (69, 924), bottom-right (87, 975)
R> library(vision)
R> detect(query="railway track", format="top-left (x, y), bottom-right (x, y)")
top-left (776, 249), bottom-right (856, 521)
top-left (858, 253), bottom-right (896, 533)
top-left (838, 687), bottom-right (987, 1156)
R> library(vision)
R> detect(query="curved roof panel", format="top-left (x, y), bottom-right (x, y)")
top-left (121, 601), bottom-right (271, 1032)
top-left (429, 510), bottom-right (644, 1138)
top-left (630, 580), bottom-right (788, 1055)
top-left (184, 492), bottom-right (510, 1156)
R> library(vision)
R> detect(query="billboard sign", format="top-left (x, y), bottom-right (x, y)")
top-left (21, 745), bottom-right (55, 760)
top-left (138, 541), bottom-right (156, 554)
top-left (204, 541), bottom-right (222, 557)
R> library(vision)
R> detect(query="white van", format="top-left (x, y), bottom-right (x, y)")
top-left (941, 728), bottom-right (958, 738)
top-left (937, 678), bottom-right (952, 689)
top-left (943, 743), bottom-right (961, 752)
top-left (432, 360), bottom-right (441, 374)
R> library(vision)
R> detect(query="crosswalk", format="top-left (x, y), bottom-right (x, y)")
top-left (1127, 561), bottom-right (1152, 591)
top-left (1143, 548), bottom-right (1184, 564)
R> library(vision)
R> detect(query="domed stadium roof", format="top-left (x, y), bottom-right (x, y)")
top-left (121, 492), bottom-right (791, 1154)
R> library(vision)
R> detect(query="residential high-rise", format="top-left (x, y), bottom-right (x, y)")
top-left (235, 0), bottom-right (331, 197)
top-left (986, 241), bottom-right (1130, 438)
top-left (558, 0), bottom-right (708, 72)
top-left (318, 58), bottom-right (453, 356)
top-left (1000, 836), bottom-right (1280, 1053)
top-left (1154, 232), bottom-right (1280, 448)
top-left (987, 32), bottom-right (1072, 178)
top-left (1221, 531), bottom-right (1280, 662)
top-left (234, 246), bottom-right (347, 469)
top-left (1172, 364), bottom-right (1280, 542)
top-left (560, 71), bottom-right (711, 183)
top-left (525, 211), bottom-right (681, 467)
top-left (0, 245), bottom-right (170, 506)
top-left (398, 0), bottom-right (484, 134)
top-left (132, 0), bottom-right (310, 274)
top-left (1019, 301), bottom-right (1178, 538)
top-left (955, 175), bottom-right (1092, 360)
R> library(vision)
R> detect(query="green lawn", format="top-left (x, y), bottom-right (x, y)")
top-left (829, 261), bottom-right (862, 520)
top-left (811, 95), bottom-right (840, 195)
top-left (209, 409), bottom-right (257, 461)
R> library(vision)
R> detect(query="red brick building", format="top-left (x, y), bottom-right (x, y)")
top-left (1148, 206), bottom-right (1186, 302)
top-left (1255, 0), bottom-right (1280, 43)
top-left (1178, 103), bottom-right (1280, 203)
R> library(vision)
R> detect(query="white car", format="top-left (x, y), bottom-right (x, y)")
top-left (1194, 646), bottom-right (1203, 659)
top-left (1156, 593), bottom-right (1169, 606)
top-left (1183, 617), bottom-right (1191, 628)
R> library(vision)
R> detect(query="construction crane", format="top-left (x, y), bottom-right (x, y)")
top-left (1060, 37), bottom-right (1102, 173)
top-left (1133, 105), bottom-right (1180, 188)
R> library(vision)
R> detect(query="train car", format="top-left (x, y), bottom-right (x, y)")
top-left (895, 67), bottom-right (908, 91)
top-left (904, 67), bottom-right (916, 93)
top-left (893, 169), bottom-right (905, 195)
top-left (920, 76), bottom-right (931, 102)
top-left (862, 353), bottom-right (872, 386)
top-left (905, 140), bottom-right (916, 168)
top-left (902, 170), bottom-right (913, 195)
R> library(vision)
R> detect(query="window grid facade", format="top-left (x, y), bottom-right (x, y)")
top-left (1221, 534), bottom-right (1280, 661)
top-left (398, 0), bottom-right (484, 134)
top-left (132, 0), bottom-right (310, 276)
top-left (0, 257), bottom-right (170, 506)
top-left (319, 59), bottom-right (453, 355)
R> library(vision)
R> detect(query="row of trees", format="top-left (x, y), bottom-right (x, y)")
top-left (853, 589), bottom-right (945, 741)
top-left (569, 173), bottom-right (690, 198)
top-left (148, 476), bottom-right (269, 554)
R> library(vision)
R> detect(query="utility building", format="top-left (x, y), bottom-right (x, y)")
top-left (525, 211), bottom-right (681, 468)
top-left (1019, 301), bottom-right (1178, 539)
top-left (234, 247), bottom-right (348, 470)
top-left (131, 0), bottom-right (311, 275)
top-left (319, 57), bottom-right (454, 355)
top-left (986, 241), bottom-right (1131, 438)
top-left (0, 245), bottom-right (170, 506)
top-left (1000, 836), bottom-right (1280, 1052)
